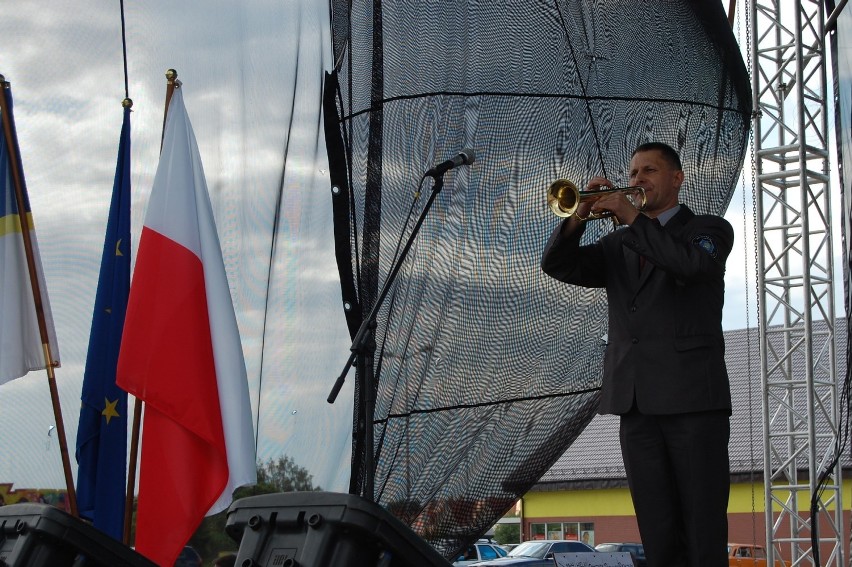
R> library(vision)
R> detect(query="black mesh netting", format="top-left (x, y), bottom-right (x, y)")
top-left (324, 0), bottom-right (751, 558)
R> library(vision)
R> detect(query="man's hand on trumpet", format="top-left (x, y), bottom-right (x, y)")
top-left (585, 176), bottom-right (640, 226)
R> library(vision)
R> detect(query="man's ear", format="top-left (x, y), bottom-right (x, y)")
top-left (674, 169), bottom-right (685, 189)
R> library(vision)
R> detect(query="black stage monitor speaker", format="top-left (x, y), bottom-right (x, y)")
top-left (225, 492), bottom-right (451, 567)
top-left (0, 503), bottom-right (156, 567)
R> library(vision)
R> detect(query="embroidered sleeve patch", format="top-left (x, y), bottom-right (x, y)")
top-left (693, 234), bottom-right (718, 258)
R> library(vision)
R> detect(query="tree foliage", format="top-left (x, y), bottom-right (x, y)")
top-left (187, 455), bottom-right (322, 562)
top-left (494, 523), bottom-right (520, 545)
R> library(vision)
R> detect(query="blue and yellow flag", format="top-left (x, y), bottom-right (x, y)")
top-left (75, 103), bottom-right (131, 540)
top-left (0, 80), bottom-right (61, 384)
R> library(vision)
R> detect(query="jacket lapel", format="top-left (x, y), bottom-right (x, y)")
top-left (634, 206), bottom-right (695, 289)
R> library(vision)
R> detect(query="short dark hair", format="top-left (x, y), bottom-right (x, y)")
top-left (632, 142), bottom-right (682, 171)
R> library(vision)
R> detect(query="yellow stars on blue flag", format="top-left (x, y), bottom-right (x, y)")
top-left (102, 398), bottom-right (120, 425)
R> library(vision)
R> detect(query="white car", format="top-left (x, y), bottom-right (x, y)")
top-left (453, 542), bottom-right (508, 565)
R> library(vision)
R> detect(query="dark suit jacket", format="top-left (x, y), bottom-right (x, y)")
top-left (541, 205), bottom-right (734, 415)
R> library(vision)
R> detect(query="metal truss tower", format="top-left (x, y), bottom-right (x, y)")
top-left (750, 0), bottom-right (844, 564)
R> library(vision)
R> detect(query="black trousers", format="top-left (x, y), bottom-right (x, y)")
top-left (619, 408), bottom-right (730, 567)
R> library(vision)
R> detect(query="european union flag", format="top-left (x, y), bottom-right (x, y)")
top-left (75, 102), bottom-right (131, 541)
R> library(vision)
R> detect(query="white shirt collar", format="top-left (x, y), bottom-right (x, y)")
top-left (655, 204), bottom-right (681, 226)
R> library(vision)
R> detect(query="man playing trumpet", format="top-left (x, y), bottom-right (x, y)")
top-left (541, 142), bottom-right (734, 567)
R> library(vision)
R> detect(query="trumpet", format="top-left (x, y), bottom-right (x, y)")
top-left (547, 179), bottom-right (646, 219)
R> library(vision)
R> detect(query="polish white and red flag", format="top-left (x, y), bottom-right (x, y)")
top-left (117, 85), bottom-right (255, 566)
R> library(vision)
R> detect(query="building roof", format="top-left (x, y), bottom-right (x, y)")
top-left (537, 318), bottom-right (849, 486)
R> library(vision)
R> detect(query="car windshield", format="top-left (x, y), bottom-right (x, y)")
top-left (507, 542), bottom-right (550, 559)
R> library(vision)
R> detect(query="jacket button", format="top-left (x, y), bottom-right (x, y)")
top-left (632, 338), bottom-right (639, 344)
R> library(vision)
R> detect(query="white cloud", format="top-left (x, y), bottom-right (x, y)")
top-left (0, 0), bottom-right (352, 493)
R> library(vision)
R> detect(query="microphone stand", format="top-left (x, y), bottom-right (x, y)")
top-left (328, 172), bottom-right (447, 503)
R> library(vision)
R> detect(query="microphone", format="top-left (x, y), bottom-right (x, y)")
top-left (425, 148), bottom-right (476, 177)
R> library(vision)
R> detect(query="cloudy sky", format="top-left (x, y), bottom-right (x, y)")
top-left (0, 1), bottom-right (355, 491)
top-left (0, 1), bottom-right (844, 492)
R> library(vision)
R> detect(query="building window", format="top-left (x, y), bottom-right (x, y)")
top-left (563, 522), bottom-right (579, 540)
top-left (529, 521), bottom-right (595, 543)
top-left (547, 522), bottom-right (564, 539)
top-left (580, 522), bottom-right (595, 546)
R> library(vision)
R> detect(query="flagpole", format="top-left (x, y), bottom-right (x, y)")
top-left (160, 68), bottom-right (178, 151)
top-left (0, 76), bottom-right (78, 517)
top-left (120, 94), bottom-right (137, 547)
top-left (124, 69), bottom-right (178, 545)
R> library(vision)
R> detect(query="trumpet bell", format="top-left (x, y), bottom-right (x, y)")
top-left (547, 179), bottom-right (581, 218)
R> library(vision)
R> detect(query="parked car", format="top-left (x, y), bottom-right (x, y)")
top-left (469, 539), bottom-right (595, 566)
top-left (595, 542), bottom-right (646, 566)
top-left (454, 541), bottom-right (508, 565)
top-left (175, 545), bottom-right (203, 567)
top-left (728, 543), bottom-right (787, 567)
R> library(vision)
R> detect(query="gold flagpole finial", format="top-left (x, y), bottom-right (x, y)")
top-left (122, 98), bottom-right (133, 109)
top-left (166, 68), bottom-right (178, 81)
